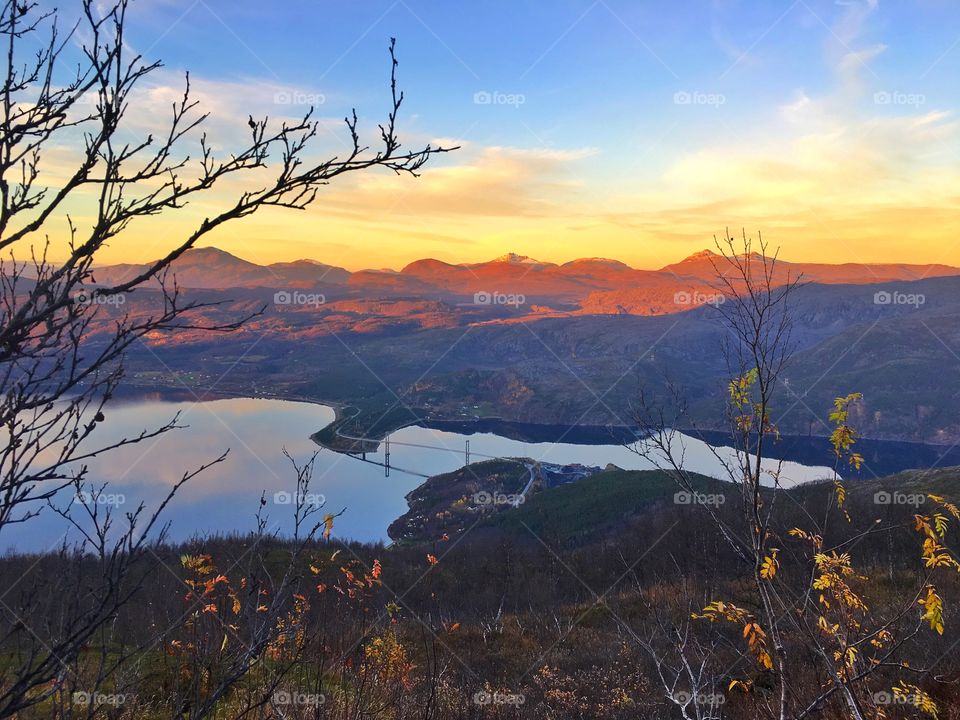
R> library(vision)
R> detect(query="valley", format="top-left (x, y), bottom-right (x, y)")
top-left (93, 245), bottom-right (960, 448)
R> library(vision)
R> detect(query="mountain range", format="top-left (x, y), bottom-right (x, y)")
top-left (92, 246), bottom-right (960, 316)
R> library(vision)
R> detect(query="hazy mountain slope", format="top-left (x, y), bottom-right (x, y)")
top-left (93, 247), bottom-right (351, 289)
top-left (659, 248), bottom-right (960, 285)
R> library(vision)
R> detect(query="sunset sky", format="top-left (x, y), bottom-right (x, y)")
top-left (37, 0), bottom-right (960, 270)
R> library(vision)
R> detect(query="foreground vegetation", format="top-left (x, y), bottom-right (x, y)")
top-left (2, 467), bottom-right (959, 719)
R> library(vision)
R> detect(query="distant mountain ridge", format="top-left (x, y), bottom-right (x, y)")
top-left (92, 246), bottom-right (351, 290)
top-left (660, 248), bottom-right (960, 285)
top-left (90, 246), bottom-right (960, 316)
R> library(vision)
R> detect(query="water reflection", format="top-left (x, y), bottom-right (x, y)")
top-left (1, 397), bottom-right (834, 553)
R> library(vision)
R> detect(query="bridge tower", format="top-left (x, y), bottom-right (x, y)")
top-left (384, 436), bottom-right (390, 478)
top-left (465, 439), bottom-right (470, 466)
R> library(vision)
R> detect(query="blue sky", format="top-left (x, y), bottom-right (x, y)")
top-left (36, 0), bottom-right (960, 268)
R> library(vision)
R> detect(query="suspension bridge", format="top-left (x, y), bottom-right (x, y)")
top-left (337, 428), bottom-right (511, 478)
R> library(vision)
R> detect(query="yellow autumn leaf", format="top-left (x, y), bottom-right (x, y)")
top-left (918, 585), bottom-right (945, 635)
top-left (760, 551), bottom-right (779, 580)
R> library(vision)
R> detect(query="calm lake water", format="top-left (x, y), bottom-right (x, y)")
top-left (3, 396), bottom-right (839, 553)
